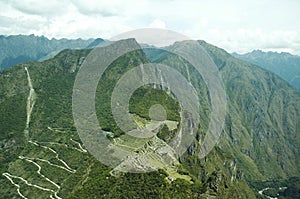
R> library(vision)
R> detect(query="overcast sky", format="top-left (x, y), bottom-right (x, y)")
top-left (0, 0), bottom-right (299, 55)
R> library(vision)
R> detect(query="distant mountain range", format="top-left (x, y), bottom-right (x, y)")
top-left (2, 34), bottom-right (300, 93)
top-left (232, 50), bottom-right (300, 90)
top-left (0, 34), bottom-right (103, 71)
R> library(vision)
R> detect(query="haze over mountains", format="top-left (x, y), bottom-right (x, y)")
top-left (0, 36), bottom-right (299, 198)
top-left (232, 50), bottom-right (300, 91)
top-left (2, 34), bottom-right (300, 93)
top-left (0, 35), bottom-right (103, 71)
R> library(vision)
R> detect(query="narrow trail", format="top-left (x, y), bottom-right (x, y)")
top-left (28, 140), bottom-right (76, 173)
top-left (19, 156), bottom-right (62, 199)
top-left (3, 142), bottom-right (75, 199)
top-left (258, 187), bottom-right (271, 198)
top-left (20, 155), bottom-right (74, 173)
top-left (19, 156), bottom-right (61, 189)
top-left (70, 138), bottom-right (87, 153)
top-left (258, 187), bottom-right (278, 199)
top-left (47, 127), bottom-right (67, 134)
top-left (24, 67), bottom-right (36, 140)
top-left (39, 140), bottom-right (87, 153)
top-left (46, 127), bottom-right (87, 153)
top-left (39, 141), bottom-right (68, 148)
top-left (2, 172), bottom-right (61, 199)
top-left (2, 67), bottom-right (76, 198)
top-left (2, 173), bottom-right (27, 199)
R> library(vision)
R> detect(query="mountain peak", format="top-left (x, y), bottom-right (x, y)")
top-left (232, 49), bottom-right (300, 90)
top-left (0, 35), bottom-right (95, 70)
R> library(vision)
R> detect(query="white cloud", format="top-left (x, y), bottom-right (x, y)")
top-left (0, 0), bottom-right (299, 55)
top-left (70, 0), bottom-right (123, 16)
top-left (5, 0), bottom-right (69, 16)
top-left (199, 28), bottom-right (300, 55)
top-left (149, 19), bottom-right (166, 29)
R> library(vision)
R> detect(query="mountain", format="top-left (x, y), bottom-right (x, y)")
top-left (232, 50), bottom-right (300, 90)
top-left (0, 34), bottom-right (98, 71)
top-left (85, 38), bottom-right (105, 49)
top-left (0, 38), bottom-right (299, 198)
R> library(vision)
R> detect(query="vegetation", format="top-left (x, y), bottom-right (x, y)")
top-left (232, 50), bottom-right (300, 90)
top-left (0, 39), bottom-right (299, 198)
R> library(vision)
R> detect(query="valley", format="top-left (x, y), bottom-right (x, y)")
top-left (0, 39), bottom-right (299, 198)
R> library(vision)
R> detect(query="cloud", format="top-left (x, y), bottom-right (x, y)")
top-left (0, 0), bottom-right (299, 55)
top-left (6, 0), bottom-right (68, 16)
top-left (0, 15), bottom-right (14, 27)
top-left (0, 14), bottom-right (49, 36)
top-left (70, 0), bottom-right (120, 17)
top-left (149, 19), bottom-right (166, 29)
top-left (201, 29), bottom-right (300, 55)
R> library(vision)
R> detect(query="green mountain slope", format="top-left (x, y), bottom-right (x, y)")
top-left (150, 40), bottom-right (300, 197)
top-left (202, 41), bottom-right (300, 179)
top-left (232, 50), bottom-right (300, 90)
top-left (0, 39), bottom-right (299, 198)
top-left (0, 34), bottom-right (97, 71)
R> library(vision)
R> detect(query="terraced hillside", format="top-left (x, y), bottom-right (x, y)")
top-left (0, 39), bottom-right (299, 198)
